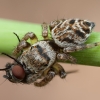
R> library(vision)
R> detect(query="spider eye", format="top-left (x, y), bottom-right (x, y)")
top-left (85, 22), bottom-right (91, 26)
top-left (69, 19), bottom-right (75, 24)
top-left (12, 65), bottom-right (25, 80)
top-left (83, 21), bottom-right (95, 30)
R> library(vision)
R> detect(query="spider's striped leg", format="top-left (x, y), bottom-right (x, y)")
top-left (13, 32), bottom-right (38, 56)
top-left (63, 42), bottom-right (100, 53)
top-left (41, 22), bottom-right (49, 40)
top-left (52, 63), bottom-right (67, 78)
top-left (34, 70), bottom-right (56, 87)
top-left (57, 53), bottom-right (77, 64)
top-left (34, 62), bottom-right (67, 87)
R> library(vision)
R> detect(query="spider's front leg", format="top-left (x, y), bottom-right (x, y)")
top-left (13, 32), bottom-right (38, 56)
top-left (34, 70), bottom-right (56, 87)
top-left (57, 53), bottom-right (77, 64)
top-left (34, 62), bottom-right (67, 87)
top-left (52, 63), bottom-right (67, 78)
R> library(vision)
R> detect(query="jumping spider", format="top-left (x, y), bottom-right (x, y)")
top-left (0, 18), bottom-right (99, 87)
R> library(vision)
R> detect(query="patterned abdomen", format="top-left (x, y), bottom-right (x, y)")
top-left (50, 19), bottom-right (95, 47)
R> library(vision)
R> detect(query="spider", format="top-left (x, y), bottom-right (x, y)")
top-left (0, 18), bottom-right (99, 87)
top-left (45, 18), bottom-right (96, 52)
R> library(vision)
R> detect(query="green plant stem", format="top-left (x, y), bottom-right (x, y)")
top-left (0, 19), bottom-right (47, 54)
top-left (0, 19), bottom-right (100, 66)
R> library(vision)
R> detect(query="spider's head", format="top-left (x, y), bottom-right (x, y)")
top-left (70, 19), bottom-right (95, 33)
top-left (81, 20), bottom-right (95, 32)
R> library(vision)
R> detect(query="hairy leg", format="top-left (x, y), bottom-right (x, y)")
top-left (13, 32), bottom-right (38, 56)
top-left (63, 42), bottom-right (100, 53)
top-left (41, 22), bottom-right (49, 40)
top-left (57, 53), bottom-right (77, 64)
top-left (34, 70), bottom-right (56, 87)
top-left (52, 63), bottom-right (67, 78)
top-left (34, 62), bottom-right (67, 87)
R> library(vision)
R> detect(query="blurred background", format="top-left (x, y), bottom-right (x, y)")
top-left (0, 0), bottom-right (100, 100)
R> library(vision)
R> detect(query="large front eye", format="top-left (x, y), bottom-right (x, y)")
top-left (69, 19), bottom-right (75, 24)
top-left (83, 21), bottom-right (91, 27)
top-left (85, 22), bottom-right (91, 26)
top-left (12, 65), bottom-right (25, 80)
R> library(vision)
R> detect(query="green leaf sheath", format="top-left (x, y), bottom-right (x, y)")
top-left (0, 19), bottom-right (100, 66)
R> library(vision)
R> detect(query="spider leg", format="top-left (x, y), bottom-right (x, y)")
top-left (52, 63), bottom-right (67, 78)
top-left (13, 32), bottom-right (38, 56)
top-left (34, 70), bottom-right (56, 87)
top-left (42, 22), bottom-right (49, 40)
top-left (57, 53), bottom-right (77, 64)
top-left (34, 62), bottom-right (67, 87)
top-left (63, 42), bottom-right (100, 53)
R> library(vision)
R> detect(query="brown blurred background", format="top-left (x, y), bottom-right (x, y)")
top-left (0, 0), bottom-right (100, 100)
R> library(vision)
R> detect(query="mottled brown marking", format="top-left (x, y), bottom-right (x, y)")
top-left (56, 32), bottom-right (69, 41)
top-left (82, 28), bottom-right (90, 34)
top-left (54, 28), bottom-right (59, 33)
top-left (79, 21), bottom-right (88, 30)
top-left (62, 37), bottom-right (74, 43)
